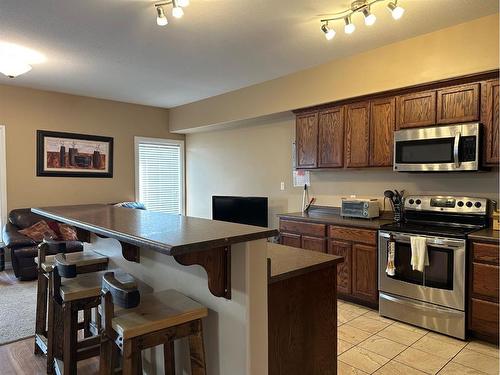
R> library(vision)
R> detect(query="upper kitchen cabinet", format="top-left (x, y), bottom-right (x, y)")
top-left (396, 90), bottom-right (436, 129)
top-left (481, 78), bottom-right (499, 165)
top-left (345, 102), bottom-right (370, 168)
top-left (318, 106), bottom-right (344, 168)
top-left (370, 97), bottom-right (396, 167)
top-left (296, 112), bottom-right (318, 169)
top-left (437, 83), bottom-right (480, 124)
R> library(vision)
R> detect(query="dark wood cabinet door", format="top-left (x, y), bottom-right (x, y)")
top-left (301, 236), bottom-right (327, 253)
top-left (345, 102), bottom-right (370, 168)
top-left (280, 233), bottom-right (301, 248)
top-left (481, 79), bottom-right (500, 165)
top-left (437, 83), bottom-right (480, 124)
top-left (318, 107), bottom-right (344, 168)
top-left (472, 263), bottom-right (499, 302)
top-left (328, 240), bottom-right (352, 295)
top-left (396, 91), bottom-right (436, 129)
top-left (296, 112), bottom-right (318, 169)
top-left (470, 298), bottom-right (499, 343)
top-left (370, 97), bottom-right (395, 167)
top-left (352, 244), bottom-right (378, 303)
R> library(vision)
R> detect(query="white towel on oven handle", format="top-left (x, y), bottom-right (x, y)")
top-left (410, 236), bottom-right (429, 272)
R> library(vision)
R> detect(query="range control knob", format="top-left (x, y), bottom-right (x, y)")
top-left (475, 202), bottom-right (482, 208)
top-left (415, 199), bottom-right (422, 205)
top-left (466, 201), bottom-right (473, 208)
top-left (408, 199), bottom-right (415, 205)
top-left (457, 201), bottom-right (464, 207)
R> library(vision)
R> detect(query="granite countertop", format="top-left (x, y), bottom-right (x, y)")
top-left (277, 206), bottom-right (394, 229)
top-left (32, 205), bottom-right (278, 256)
top-left (267, 243), bottom-right (343, 283)
top-left (469, 228), bottom-right (500, 244)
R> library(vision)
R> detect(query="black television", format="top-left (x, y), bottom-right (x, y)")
top-left (212, 196), bottom-right (268, 228)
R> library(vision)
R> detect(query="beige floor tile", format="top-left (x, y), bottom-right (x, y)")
top-left (342, 302), bottom-right (372, 315)
top-left (438, 362), bottom-right (490, 375)
top-left (347, 315), bottom-right (391, 334)
top-left (392, 321), bottom-right (429, 335)
top-left (339, 339), bottom-right (355, 355)
top-left (363, 310), bottom-right (396, 324)
top-left (338, 324), bottom-right (373, 345)
top-left (453, 349), bottom-right (500, 375)
top-left (339, 307), bottom-right (361, 323)
top-left (339, 347), bottom-right (390, 374)
top-left (377, 324), bottom-right (427, 346)
top-left (358, 335), bottom-right (407, 358)
top-left (394, 347), bottom-right (449, 374)
top-left (338, 360), bottom-right (369, 375)
top-left (374, 361), bottom-right (427, 375)
top-left (411, 334), bottom-right (465, 360)
top-left (425, 331), bottom-right (469, 347)
top-left (466, 340), bottom-right (500, 359)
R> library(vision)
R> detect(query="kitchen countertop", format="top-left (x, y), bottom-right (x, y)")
top-left (277, 206), bottom-right (394, 229)
top-left (32, 204), bottom-right (278, 256)
top-left (267, 243), bottom-right (343, 283)
top-left (469, 228), bottom-right (500, 244)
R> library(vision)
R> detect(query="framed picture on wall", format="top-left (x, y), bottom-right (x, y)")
top-left (36, 130), bottom-right (114, 178)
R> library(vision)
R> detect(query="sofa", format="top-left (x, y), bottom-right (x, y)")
top-left (2, 208), bottom-right (83, 280)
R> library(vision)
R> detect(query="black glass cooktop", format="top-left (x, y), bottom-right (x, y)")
top-left (380, 221), bottom-right (482, 239)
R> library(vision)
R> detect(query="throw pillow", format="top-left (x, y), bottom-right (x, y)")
top-left (19, 220), bottom-right (58, 242)
top-left (58, 223), bottom-right (79, 241)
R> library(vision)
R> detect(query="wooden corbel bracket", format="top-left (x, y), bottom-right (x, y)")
top-left (120, 242), bottom-right (140, 263)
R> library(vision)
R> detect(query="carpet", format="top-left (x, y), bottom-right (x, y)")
top-left (0, 269), bottom-right (37, 345)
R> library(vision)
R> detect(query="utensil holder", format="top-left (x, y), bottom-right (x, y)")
top-left (393, 202), bottom-right (404, 222)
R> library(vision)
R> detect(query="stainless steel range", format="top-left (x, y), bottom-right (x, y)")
top-left (378, 195), bottom-right (489, 339)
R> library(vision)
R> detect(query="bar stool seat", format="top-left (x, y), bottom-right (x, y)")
top-left (112, 289), bottom-right (208, 339)
top-left (35, 250), bottom-right (109, 273)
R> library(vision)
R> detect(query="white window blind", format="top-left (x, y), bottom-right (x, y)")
top-left (135, 138), bottom-right (184, 214)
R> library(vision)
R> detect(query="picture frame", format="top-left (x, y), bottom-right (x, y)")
top-left (36, 130), bottom-right (114, 178)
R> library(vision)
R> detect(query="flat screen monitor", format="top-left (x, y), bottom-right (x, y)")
top-left (212, 196), bottom-right (268, 228)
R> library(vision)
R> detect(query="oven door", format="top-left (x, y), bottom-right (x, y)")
top-left (393, 123), bottom-right (480, 172)
top-left (379, 231), bottom-right (466, 310)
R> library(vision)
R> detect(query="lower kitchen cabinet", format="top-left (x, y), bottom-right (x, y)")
top-left (352, 243), bottom-right (378, 302)
top-left (328, 240), bottom-right (352, 295)
top-left (279, 219), bottom-right (327, 253)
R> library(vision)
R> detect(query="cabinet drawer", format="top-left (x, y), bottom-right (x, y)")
top-left (280, 233), bottom-right (301, 248)
top-left (301, 236), bottom-right (327, 253)
top-left (470, 298), bottom-right (499, 340)
top-left (280, 220), bottom-right (326, 237)
top-left (472, 242), bottom-right (499, 265)
top-left (329, 225), bottom-right (377, 245)
top-left (472, 263), bottom-right (499, 302)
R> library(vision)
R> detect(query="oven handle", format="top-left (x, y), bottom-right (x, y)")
top-left (379, 232), bottom-right (465, 249)
top-left (454, 132), bottom-right (461, 168)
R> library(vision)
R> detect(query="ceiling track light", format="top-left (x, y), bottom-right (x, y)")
top-left (319, 0), bottom-right (405, 40)
top-left (154, 0), bottom-right (189, 26)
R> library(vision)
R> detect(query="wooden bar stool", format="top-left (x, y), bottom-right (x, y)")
top-left (99, 272), bottom-right (209, 375)
top-left (34, 240), bottom-right (109, 362)
top-left (50, 254), bottom-right (133, 375)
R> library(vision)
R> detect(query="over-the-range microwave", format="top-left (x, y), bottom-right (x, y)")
top-left (393, 123), bottom-right (482, 172)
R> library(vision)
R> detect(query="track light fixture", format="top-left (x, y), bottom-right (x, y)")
top-left (319, 0), bottom-right (404, 40)
top-left (154, 0), bottom-right (190, 26)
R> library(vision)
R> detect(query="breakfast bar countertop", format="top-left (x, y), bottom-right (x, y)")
top-left (32, 204), bottom-right (278, 256)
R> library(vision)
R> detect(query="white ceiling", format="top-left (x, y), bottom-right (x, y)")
top-left (0, 0), bottom-right (498, 108)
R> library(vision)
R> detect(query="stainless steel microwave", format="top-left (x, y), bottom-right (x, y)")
top-left (393, 123), bottom-right (481, 172)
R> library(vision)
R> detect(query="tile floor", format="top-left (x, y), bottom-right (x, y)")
top-left (337, 300), bottom-right (500, 375)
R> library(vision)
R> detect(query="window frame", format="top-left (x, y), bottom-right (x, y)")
top-left (0, 126), bottom-right (6, 243)
top-left (134, 136), bottom-right (185, 215)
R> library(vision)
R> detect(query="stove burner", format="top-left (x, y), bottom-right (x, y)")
top-left (380, 222), bottom-right (480, 239)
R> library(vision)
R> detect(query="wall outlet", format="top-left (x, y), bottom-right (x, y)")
top-left (280, 182), bottom-right (285, 191)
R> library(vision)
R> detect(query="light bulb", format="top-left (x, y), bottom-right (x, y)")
top-left (388, 2), bottom-right (405, 20)
top-left (362, 8), bottom-right (376, 26)
top-left (0, 60), bottom-right (32, 78)
top-left (344, 16), bottom-right (355, 34)
top-left (321, 24), bottom-right (336, 40)
top-left (177, 0), bottom-right (190, 7)
top-left (156, 6), bottom-right (168, 26)
top-left (172, 6), bottom-right (184, 18)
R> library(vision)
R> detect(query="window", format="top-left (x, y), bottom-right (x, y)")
top-left (135, 137), bottom-right (185, 214)
top-left (0, 126), bottom-right (6, 241)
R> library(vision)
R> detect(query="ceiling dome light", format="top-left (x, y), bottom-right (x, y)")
top-left (362, 7), bottom-right (377, 26)
top-left (344, 16), bottom-right (355, 34)
top-left (177, 0), bottom-right (190, 7)
top-left (387, 2), bottom-right (405, 20)
top-left (0, 42), bottom-right (45, 78)
top-left (321, 24), bottom-right (336, 41)
top-left (0, 59), bottom-right (32, 78)
top-left (156, 6), bottom-right (168, 26)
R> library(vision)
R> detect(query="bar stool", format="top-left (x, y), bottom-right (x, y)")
top-left (50, 253), bottom-right (133, 375)
top-left (34, 240), bottom-right (109, 363)
top-left (99, 272), bottom-right (209, 375)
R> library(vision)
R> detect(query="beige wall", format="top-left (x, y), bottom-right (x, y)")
top-left (186, 115), bottom-right (499, 228)
top-left (172, 13), bottom-right (500, 132)
top-left (0, 84), bottom-right (181, 211)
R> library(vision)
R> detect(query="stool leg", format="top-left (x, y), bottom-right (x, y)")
top-left (164, 341), bottom-right (175, 375)
top-left (83, 308), bottom-right (92, 338)
top-left (34, 272), bottom-right (48, 355)
top-left (122, 339), bottom-right (140, 375)
top-left (188, 320), bottom-right (207, 375)
top-left (63, 301), bottom-right (78, 375)
top-left (46, 277), bottom-right (57, 375)
top-left (99, 336), bottom-right (114, 375)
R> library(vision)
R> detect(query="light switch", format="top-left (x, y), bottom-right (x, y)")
top-left (280, 182), bottom-right (285, 191)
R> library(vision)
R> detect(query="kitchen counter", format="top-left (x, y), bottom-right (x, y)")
top-left (469, 228), bottom-right (500, 243)
top-left (267, 242), bottom-right (343, 283)
top-left (278, 206), bottom-right (394, 229)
